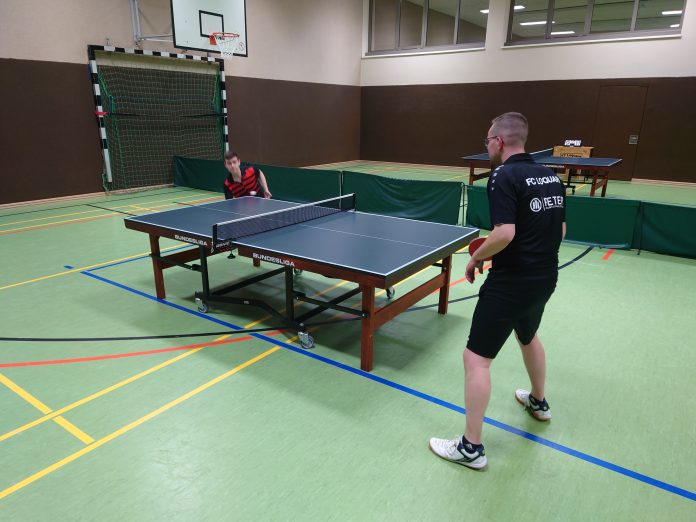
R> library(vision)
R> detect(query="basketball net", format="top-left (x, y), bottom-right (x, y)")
top-left (210, 32), bottom-right (243, 59)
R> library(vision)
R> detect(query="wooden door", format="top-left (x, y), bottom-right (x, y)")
top-left (592, 85), bottom-right (647, 181)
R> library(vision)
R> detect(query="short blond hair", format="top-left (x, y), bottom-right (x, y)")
top-left (491, 112), bottom-right (528, 147)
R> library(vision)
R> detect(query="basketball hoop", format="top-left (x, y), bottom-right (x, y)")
top-left (210, 32), bottom-right (243, 58)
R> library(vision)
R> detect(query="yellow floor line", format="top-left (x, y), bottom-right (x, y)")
top-left (1, 255), bottom-right (468, 443)
top-left (0, 209), bottom-right (105, 227)
top-left (0, 244), bottom-right (183, 292)
top-left (0, 373), bottom-right (94, 445)
top-left (0, 192), bottom-right (214, 229)
top-left (0, 213), bottom-right (118, 234)
top-left (0, 334), bottom-right (232, 444)
top-left (0, 346), bottom-right (280, 500)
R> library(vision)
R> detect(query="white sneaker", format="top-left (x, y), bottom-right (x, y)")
top-left (515, 389), bottom-right (552, 421)
top-left (428, 436), bottom-right (487, 469)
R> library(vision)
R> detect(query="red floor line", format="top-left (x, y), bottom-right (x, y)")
top-left (602, 248), bottom-right (615, 260)
top-left (0, 331), bottom-right (285, 367)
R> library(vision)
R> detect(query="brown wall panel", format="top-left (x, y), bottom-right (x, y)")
top-left (0, 59), bottom-right (104, 205)
top-left (226, 77), bottom-right (361, 167)
top-left (1, 57), bottom-right (693, 206)
top-left (634, 78), bottom-right (696, 183)
top-left (361, 80), bottom-right (601, 166)
top-left (0, 60), bottom-right (360, 204)
top-left (361, 78), bottom-right (693, 184)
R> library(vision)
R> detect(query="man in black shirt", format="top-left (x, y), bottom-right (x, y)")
top-left (430, 112), bottom-right (566, 470)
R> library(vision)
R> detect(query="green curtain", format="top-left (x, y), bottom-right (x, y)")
top-left (342, 171), bottom-right (463, 224)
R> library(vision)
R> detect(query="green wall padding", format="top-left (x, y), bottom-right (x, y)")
top-left (342, 171), bottom-right (463, 224)
top-left (465, 185), bottom-right (491, 229)
top-left (173, 156), bottom-right (226, 192)
top-left (565, 196), bottom-right (640, 248)
top-left (465, 186), bottom-right (640, 249)
top-left (253, 164), bottom-right (341, 203)
top-left (174, 158), bottom-right (341, 202)
top-left (634, 202), bottom-right (696, 258)
top-left (173, 156), bottom-right (695, 259)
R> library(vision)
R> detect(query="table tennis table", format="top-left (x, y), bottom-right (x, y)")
top-left (461, 148), bottom-right (623, 197)
top-left (124, 195), bottom-right (479, 371)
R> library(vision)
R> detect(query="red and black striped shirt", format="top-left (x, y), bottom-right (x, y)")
top-left (224, 164), bottom-right (261, 198)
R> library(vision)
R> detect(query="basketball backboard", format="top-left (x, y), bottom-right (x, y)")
top-left (170, 0), bottom-right (247, 56)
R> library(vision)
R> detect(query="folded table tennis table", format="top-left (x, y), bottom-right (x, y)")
top-left (462, 148), bottom-right (622, 196)
top-left (124, 195), bottom-right (479, 371)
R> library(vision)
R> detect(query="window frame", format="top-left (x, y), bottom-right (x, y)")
top-left (368, 0), bottom-right (488, 56)
top-left (505, 0), bottom-right (686, 46)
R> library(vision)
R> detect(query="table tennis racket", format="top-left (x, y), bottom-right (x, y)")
top-left (468, 237), bottom-right (491, 261)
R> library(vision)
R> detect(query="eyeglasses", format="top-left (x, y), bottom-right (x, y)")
top-left (484, 135), bottom-right (500, 146)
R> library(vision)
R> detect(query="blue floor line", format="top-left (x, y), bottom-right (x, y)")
top-left (88, 245), bottom-right (191, 272)
top-left (80, 270), bottom-right (695, 503)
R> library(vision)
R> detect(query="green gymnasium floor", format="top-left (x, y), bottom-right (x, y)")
top-left (1, 185), bottom-right (695, 520)
top-left (314, 160), bottom-right (696, 206)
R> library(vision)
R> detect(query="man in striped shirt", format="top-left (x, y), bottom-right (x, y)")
top-left (223, 151), bottom-right (272, 199)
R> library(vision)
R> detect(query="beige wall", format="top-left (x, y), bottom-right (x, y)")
top-left (361, 0), bottom-right (696, 85)
top-left (0, 0), bottom-right (363, 86)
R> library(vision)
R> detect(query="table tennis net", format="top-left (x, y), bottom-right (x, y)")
top-left (213, 194), bottom-right (356, 244)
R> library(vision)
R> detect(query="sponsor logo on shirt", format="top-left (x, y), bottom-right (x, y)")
top-left (530, 196), bottom-right (564, 212)
top-left (525, 176), bottom-right (561, 186)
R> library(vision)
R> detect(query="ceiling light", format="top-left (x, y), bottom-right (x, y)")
top-left (551, 31), bottom-right (575, 35)
top-left (481, 5), bottom-right (524, 14)
top-left (661, 10), bottom-right (683, 15)
top-left (670, 24), bottom-right (680, 28)
top-left (520, 21), bottom-right (549, 26)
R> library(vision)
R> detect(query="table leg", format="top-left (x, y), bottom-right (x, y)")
top-left (285, 267), bottom-right (295, 322)
top-left (360, 285), bottom-right (375, 372)
top-left (601, 171), bottom-right (608, 197)
top-left (149, 234), bottom-right (166, 299)
top-left (438, 255), bottom-right (452, 314)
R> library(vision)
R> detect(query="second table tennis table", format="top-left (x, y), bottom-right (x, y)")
top-left (462, 148), bottom-right (623, 197)
top-left (124, 195), bottom-right (479, 371)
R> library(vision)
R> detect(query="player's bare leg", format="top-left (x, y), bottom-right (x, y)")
top-left (463, 348), bottom-right (492, 444)
top-left (515, 333), bottom-right (552, 421)
top-left (517, 333), bottom-right (545, 400)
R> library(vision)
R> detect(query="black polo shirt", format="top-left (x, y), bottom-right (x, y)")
top-left (487, 153), bottom-right (565, 276)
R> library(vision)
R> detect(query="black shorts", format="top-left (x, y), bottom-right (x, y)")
top-left (467, 274), bottom-right (557, 359)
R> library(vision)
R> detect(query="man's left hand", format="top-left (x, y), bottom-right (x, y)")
top-left (465, 257), bottom-right (484, 283)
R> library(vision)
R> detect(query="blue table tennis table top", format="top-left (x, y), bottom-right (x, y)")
top-left (462, 148), bottom-right (622, 168)
top-left (125, 197), bottom-right (478, 279)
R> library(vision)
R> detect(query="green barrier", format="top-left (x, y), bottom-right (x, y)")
top-left (173, 156), bottom-right (695, 258)
top-left (464, 185), bottom-right (491, 229)
top-left (465, 186), bottom-right (640, 249)
top-left (634, 202), bottom-right (696, 259)
top-left (173, 157), bottom-right (341, 202)
top-left (565, 196), bottom-right (640, 248)
top-left (254, 164), bottom-right (341, 203)
top-left (173, 156), bottom-right (226, 192)
top-left (342, 171), bottom-right (463, 225)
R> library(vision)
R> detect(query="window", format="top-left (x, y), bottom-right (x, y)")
top-left (368, 0), bottom-right (490, 55)
top-left (507, 0), bottom-right (686, 44)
